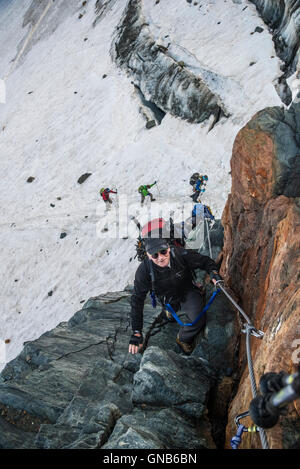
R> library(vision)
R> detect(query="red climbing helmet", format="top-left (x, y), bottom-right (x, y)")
top-left (141, 218), bottom-right (167, 238)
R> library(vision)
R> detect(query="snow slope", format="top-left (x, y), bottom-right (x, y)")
top-left (0, 0), bottom-right (284, 370)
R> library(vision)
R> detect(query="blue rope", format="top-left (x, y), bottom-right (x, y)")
top-left (164, 289), bottom-right (220, 327)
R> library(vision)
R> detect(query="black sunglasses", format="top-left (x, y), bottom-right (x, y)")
top-left (150, 249), bottom-right (169, 259)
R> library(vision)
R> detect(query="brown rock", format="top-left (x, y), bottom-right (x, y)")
top-left (221, 104), bottom-right (300, 449)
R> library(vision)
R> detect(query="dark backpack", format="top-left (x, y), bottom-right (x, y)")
top-left (189, 172), bottom-right (200, 186)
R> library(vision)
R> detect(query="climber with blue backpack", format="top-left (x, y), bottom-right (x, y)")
top-left (191, 201), bottom-right (215, 229)
top-left (190, 174), bottom-right (208, 203)
top-left (128, 218), bottom-right (222, 355)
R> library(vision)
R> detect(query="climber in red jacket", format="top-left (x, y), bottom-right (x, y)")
top-left (100, 187), bottom-right (117, 209)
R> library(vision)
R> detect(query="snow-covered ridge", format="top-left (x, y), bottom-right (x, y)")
top-left (111, 0), bottom-right (227, 125)
top-left (250, 0), bottom-right (300, 71)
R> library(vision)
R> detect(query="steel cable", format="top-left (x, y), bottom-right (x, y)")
top-left (206, 224), bottom-right (269, 449)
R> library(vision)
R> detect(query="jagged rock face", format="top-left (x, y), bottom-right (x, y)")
top-left (111, 0), bottom-right (227, 124)
top-left (0, 249), bottom-right (239, 449)
top-left (250, 0), bottom-right (300, 71)
top-left (221, 100), bottom-right (300, 449)
top-left (229, 100), bottom-right (300, 203)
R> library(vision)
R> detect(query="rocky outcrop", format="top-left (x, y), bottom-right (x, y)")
top-left (250, 0), bottom-right (300, 72)
top-left (0, 222), bottom-right (241, 449)
top-left (221, 99), bottom-right (300, 449)
top-left (250, 0), bottom-right (300, 103)
top-left (110, 0), bottom-right (227, 125)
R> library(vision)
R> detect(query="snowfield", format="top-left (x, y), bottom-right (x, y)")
top-left (0, 0), bottom-right (286, 369)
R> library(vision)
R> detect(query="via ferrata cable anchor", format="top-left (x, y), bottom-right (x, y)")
top-left (242, 323), bottom-right (264, 340)
top-left (231, 411), bottom-right (260, 449)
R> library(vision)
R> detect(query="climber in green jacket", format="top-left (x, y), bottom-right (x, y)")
top-left (138, 182), bottom-right (157, 206)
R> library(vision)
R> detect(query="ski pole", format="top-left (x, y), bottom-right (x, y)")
top-left (156, 181), bottom-right (161, 195)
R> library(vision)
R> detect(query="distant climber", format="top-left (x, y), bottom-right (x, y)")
top-left (189, 172), bottom-right (200, 187)
top-left (138, 182), bottom-right (157, 206)
top-left (190, 175), bottom-right (208, 202)
top-left (128, 221), bottom-right (221, 355)
top-left (192, 202), bottom-right (215, 229)
top-left (204, 204), bottom-right (214, 221)
top-left (100, 187), bottom-right (117, 210)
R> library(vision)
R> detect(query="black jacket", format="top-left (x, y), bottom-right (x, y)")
top-left (130, 246), bottom-right (218, 332)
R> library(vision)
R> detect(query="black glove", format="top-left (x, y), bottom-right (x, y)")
top-left (210, 271), bottom-right (222, 283)
top-left (129, 332), bottom-right (143, 347)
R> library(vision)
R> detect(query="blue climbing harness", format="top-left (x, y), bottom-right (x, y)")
top-left (165, 289), bottom-right (220, 327)
top-left (148, 252), bottom-right (220, 326)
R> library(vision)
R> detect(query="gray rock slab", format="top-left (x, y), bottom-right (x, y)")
top-left (35, 359), bottom-right (128, 449)
top-left (0, 280), bottom-right (238, 449)
top-left (103, 407), bottom-right (216, 449)
top-left (0, 416), bottom-right (37, 449)
top-left (0, 360), bottom-right (88, 423)
top-left (132, 346), bottom-right (211, 419)
top-left (36, 402), bottom-right (121, 449)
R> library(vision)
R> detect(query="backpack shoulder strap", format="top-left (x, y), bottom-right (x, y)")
top-left (147, 257), bottom-right (158, 308)
top-left (147, 257), bottom-right (156, 292)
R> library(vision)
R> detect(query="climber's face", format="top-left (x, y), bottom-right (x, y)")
top-left (147, 247), bottom-right (170, 268)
